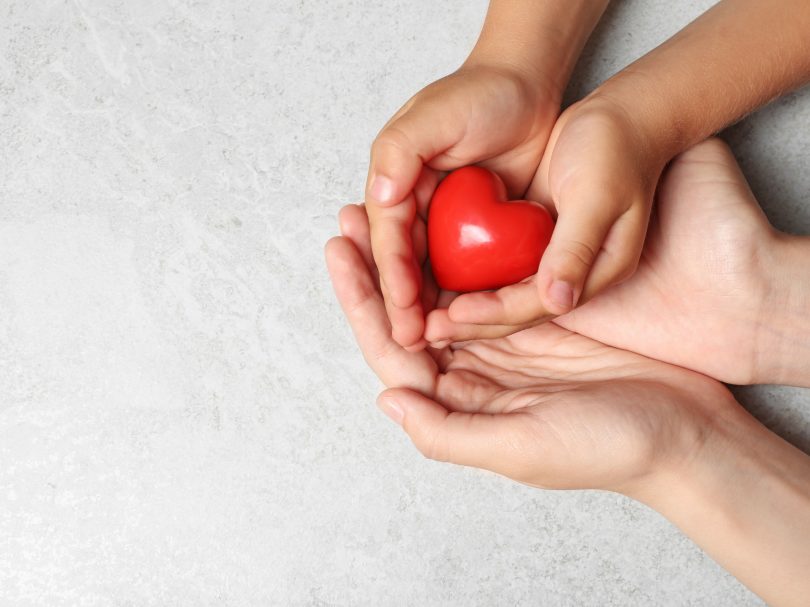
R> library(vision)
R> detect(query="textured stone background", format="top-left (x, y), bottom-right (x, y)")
top-left (1, 0), bottom-right (808, 604)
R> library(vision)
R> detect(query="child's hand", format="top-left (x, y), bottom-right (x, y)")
top-left (426, 0), bottom-right (810, 344)
top-left (365, 62), bottom-right (560, 349)
top-left (326, 209), bottom-right (739, 497)
top-left (426, 98), bottom-right (664, 343)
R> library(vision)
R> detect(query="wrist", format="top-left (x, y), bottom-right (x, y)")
top-left (755, 233), bottom-right (810, 386)
top-left (583, 0), bottom-right (810, 169)
top-left (559, 93), bottom-right (671, 191)
top-left (580, 84), bottom-right (678, 173)
top-left (466, 0), bottom-right (608, 99)
top-left (627, 402), bottom-right (810, 606)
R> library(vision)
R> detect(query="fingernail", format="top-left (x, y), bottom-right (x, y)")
top-left (370, 174), bottom-right (395, 204)
top-left (378, 396), bottom-right (404, 425)
top-left (548, 280), bottom-right (575, 311)
top-left (430, 339), bottom-right (450, 350)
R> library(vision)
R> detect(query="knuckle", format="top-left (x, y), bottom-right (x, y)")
top-left (558, 239), bottom-right (598, 273)
top-left (384, 251), bottom-right (414, 275)
top-left (372, 125), bottom-right (413, 158)
top-left (366, 338), bottom-right (399, 364)
top-left (614, 254), bottom-right (640, 283)
top-left (418, 423), bottom-right (449, 463)
top-left (344, 284), bottom-right (377, 319)
top-left (606, 241), bottom-right (642, 284)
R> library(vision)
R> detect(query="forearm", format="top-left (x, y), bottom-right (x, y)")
top-left (757, 234), bottom-right (810, 387)
top-left (466, 0), bottom-right (610, 94)
top-left (632, 406), bottom-right (810, 607)
top-left (590, 0), bottom-right (810, 163)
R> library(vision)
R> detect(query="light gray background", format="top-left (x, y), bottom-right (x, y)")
top-left (1, 0), bottom-right (808, 605)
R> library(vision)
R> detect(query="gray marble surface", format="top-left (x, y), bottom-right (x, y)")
top-left (1, 0), bottom-right (808, 604)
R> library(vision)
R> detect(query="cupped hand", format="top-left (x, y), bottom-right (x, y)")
top-left (427, 98), bottom-right (664, 343)
top-left (365, 62), bottom-right (560, 350)
top-left (554, 138), bottom-right (778, 384)
top-left (326, 207), bottom-right (740, 493)
top-left (428, 129), bottom-right (779, 385)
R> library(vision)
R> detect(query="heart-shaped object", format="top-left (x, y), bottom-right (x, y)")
top-left (428, 166), bottom-right (554, 292)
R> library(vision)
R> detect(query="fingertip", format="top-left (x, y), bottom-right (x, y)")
top-left (378, 388), bottom-right (451, 461)
top-left (385, 256), bottom-right (421, 309)
top-left (546, 279), bottom-right (576, 314)
top-left (392, 323), bottom-right (425, 351)
top-left (337, 204), bottom-right (360, 236)
top-left (446, 298), bottom-right (467, 323)
top-left (389, 302), bottom-right (425, 350)
top-left (533, 276), bottom-right (572, 316)
top-left (378, 386), bottom-right (439, 416)
top-left (536, 244), bottom-right (590, 315)
top-left (424, 309), bottom-right (453, 343)
top-left (324, 236), bottom-right (348, 270)
top-left (376, 391), bottom-right (405, 426)
top-left (324, 235), bottom-right (342, 255)
top-left (368, 174), bottom-right (398, 206)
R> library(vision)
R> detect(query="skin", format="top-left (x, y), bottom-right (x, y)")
top-left (445, 0), bottom-right (810, 339)
top-left (326, 141), bottom-right (810, 606)
top-left (364, 0), bottom-right (609, 349)
top-left (429, 139), bottom-right (810, 387)
top-left (369, 0), bottom-right (810, 347)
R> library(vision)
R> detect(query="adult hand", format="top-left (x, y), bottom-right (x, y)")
top-left (327, 198), bottom-right (810, 607)
top-left (327, 207), bottom-right (734, 493)
top-left (432, 138), bottom-right (810, 386)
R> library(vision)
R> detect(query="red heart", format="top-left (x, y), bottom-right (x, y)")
top-left (428, 166), bottom-right (554, 292)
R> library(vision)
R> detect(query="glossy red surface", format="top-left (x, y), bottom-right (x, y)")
top-left (428, 166), bottom-right (554, 292)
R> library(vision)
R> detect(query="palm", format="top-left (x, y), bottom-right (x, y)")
top-left (557, 139), bottom-right (773, 384)
top-left (368, 64), bottom-right (560, 348)
top-left (420, 323), bottom-right (722, 490)
top-left (403, 65), bottom-right (558, 196)
top-left (327, 222), bottom-right (732, 492)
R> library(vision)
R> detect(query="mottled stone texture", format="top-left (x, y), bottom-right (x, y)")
top-left (1, 0), bottom-right (807, 605)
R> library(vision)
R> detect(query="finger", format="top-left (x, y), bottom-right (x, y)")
top-left (446, 281), bottom-right (551, 326)
top-left (377, 388), bottom-right (539, 479)
top-left (525, 104), bottom-right (571, 205)
top-left (338, 204), bottom-right (374, 272)
top-left (381, 277), bottom-right (426, 351)
top-left (413, 166), bottom-right (442, 220)
top-left (579, 205), bottom-right (649, 304)
top-left (365, 192), bottom-right (420, 309)
top-left (365, 100), bottom-right (463, 208)
top-left (340, 201), bottom-right (430, 284)
top-left (424, 309), bottom-right (537, 346)
top-left (340, 202), bottom-right (429, 349)
top-left (412, 214), bottom-right (428, 265)
top-left (419, 261), bottom-right (441, 316)
top-left (325, 237), bottom-right (435, 392)
top-left (365, 112), bottom-right (448, 312)
top-left (535, 194), bottom-right (619, 315)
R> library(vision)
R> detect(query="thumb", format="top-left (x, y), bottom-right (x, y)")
top-left (536, 198), bottom-right (616, 315)
top-left (366, 97), bottom-right (463, 208)
top-left (376, 388), bottom-right (537, 479)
